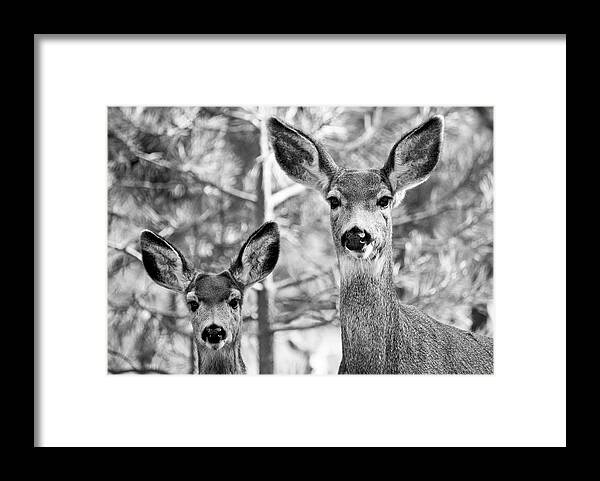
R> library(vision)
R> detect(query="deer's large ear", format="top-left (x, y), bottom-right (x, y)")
top-left (140, 230), bottom-right (194, 292)
top-left (382, 115), bottom-right (444, 194)
top-left (230, 222), bottom-right (280, 288)
top-left (267, 117), bottom-right (339, 193)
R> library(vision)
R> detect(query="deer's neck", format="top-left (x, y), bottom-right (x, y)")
top-left (195, 342), bottom-right (246, 374)
top-left (338, 250), bottom-right (403, 374)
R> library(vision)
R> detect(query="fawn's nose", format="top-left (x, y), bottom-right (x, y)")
top-left (342, 226), bottom-right (372, 251)
top-left (201, 324), bottom-right (227, 344)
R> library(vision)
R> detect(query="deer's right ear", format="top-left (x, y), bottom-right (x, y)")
top-left (140, 230), bottom-right (194, 292)
top-left (267, 117), bottom-right (339, 192)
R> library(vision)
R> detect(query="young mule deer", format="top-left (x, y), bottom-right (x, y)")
top-left (267, 115), bottom-right (493, 374)
top-left (140, 222), bottom-right (280, 374)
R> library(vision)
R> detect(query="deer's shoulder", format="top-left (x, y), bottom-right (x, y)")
top-left (396, 303), bottom-right (494, 374)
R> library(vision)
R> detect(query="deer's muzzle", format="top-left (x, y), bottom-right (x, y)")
top-left (201, 324), bottom-right (227, 349)
top-left (342, 227), bottom-right (372, 252)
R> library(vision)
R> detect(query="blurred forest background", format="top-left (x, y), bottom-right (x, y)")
top-left (108, 106), bottom-right (493, 374)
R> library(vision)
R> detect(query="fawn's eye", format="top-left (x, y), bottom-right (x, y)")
top-left (377, 196), bottom-right (393, 208)
top-left (327, 197), bottom-right (341, 209)
top-left (188, 300), bottom-right (199, 312)
top-left (228, 298), bottom-right (239, 309)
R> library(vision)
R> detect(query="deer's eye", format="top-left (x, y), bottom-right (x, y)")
top-left (327, 197), bottom-right (341, 209)
top-left (377, 196), bottom-right (393, 208)
top-left (228, 298), bottom-right (239, 309)
top-left (188, 300), bottom-right (199, 312)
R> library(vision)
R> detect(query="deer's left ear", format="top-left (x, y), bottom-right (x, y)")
top-left (382, 115), bottom-right (444, 194)
top-left (230, 222), bottom-right (280, 288)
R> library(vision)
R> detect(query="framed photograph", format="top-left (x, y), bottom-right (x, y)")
top-left (35, 34), bottom-right (566, 446)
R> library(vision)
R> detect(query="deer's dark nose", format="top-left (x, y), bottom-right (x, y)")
top-left (201, 324), bottom-right (227, 344)
top-left (342, 227), bottom-right (372, 251)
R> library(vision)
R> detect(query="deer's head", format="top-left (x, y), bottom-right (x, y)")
top-left (140, 222), bottom-right (280, 357)
top-left (267, 116), bottom-right (443, 275)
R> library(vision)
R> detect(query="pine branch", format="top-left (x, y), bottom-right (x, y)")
top-left (274, 299), bottom-right (337, 325)
top-left (108, 241), bottom-right (142, 262)
top-left (128, 149), bottom-right (257, 203)
top-left (275, 273), bottom-right (323, 290)
top-left (270, 319), bottom-right (334, 332)
top-left (108, 349), bottom-right (170, 374)
top-left (272, 184), bottom-right (307, 207)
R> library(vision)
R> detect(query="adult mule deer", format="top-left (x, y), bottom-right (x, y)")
top-left (267, 115), bottom-right (493, 374)
top-left (140, 222), bottom-right (280, 374)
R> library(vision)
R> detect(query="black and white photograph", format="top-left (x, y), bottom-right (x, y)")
top-left (108, 106), bottom-right (494, 375)
top-left (35, 35), bottom-right (566, 447)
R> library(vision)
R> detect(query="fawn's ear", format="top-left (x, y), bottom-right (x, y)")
top-left (382, 115), bottom-right (444, 195)
top-left (267, 117), bottom-right (339, 193)
top-left (230, 222), bottom-right (280, 287)
top-left (140, 230), bottom-right (195, 292)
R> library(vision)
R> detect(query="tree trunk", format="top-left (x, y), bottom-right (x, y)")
top-left (256, 107), bottom-right (275, 373)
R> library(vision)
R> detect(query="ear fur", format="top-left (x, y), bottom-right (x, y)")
top-left (230, 221), bottom-right (280, 288)
top-left (140, 230), bottom-right (194, 292)
top-left (382, 115), bottom-right (444, 195)
top-left (267, 117), bottom-right (339, 193)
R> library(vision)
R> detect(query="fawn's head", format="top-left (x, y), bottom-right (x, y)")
top-left (268, 116), bottom-right (444, 274)
top-left (140, 222), bottom-right (279, 352)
